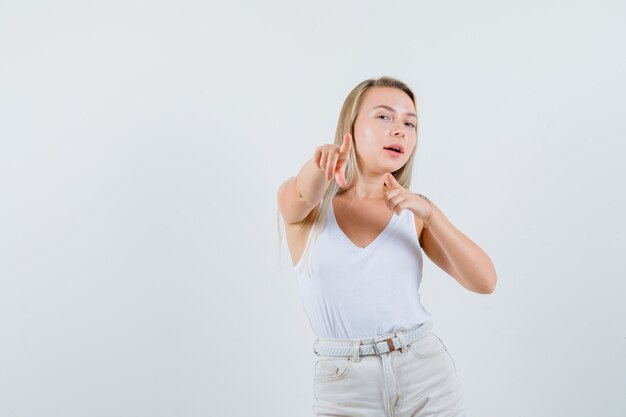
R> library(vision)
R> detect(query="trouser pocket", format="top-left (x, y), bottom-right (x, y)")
top-left (314, 357), bottom-right (352, 382)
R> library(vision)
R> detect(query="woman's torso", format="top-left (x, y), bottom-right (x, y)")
top-left (284, 193), bottom-right (432, 339)
top-left (285, 194), bottom-right (425, 268)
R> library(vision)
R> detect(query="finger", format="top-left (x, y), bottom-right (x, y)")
top-left (393, 200), bottom-right (404, 215)
top-left (385, 188), bottom-right (403, 200)
top-left (386, 194), bottom-right (398, 212)
top-left (337, 162), bottom-right (348, 188)
top-left (340, 133), bottom-right (352, 154)
top-left (319, 151), bottom-right (329, 176)
top-left (325, 151), bottom-right (337, 181)
top-left (385, 172), bottom-right (400, 188)
top-left (336, 171), bottom-right (346, 188)
top-left (388, 195), bottom-right (406, 215)
top-left (328, 151), bottom-right (340, 181)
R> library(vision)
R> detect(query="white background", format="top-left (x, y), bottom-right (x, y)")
top-left (1, 1), bottom-right (625, 416)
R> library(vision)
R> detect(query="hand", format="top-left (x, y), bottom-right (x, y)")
top-left (313, 133), bottom-right (352, 188)
top-left (383, 172), bottom-right (432, 220)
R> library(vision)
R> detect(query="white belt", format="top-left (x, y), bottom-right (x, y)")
top-left (313, 320), bottom-right (433, 357)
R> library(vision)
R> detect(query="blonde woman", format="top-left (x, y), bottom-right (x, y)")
top-left (277, 76), bottom-right (496, 416)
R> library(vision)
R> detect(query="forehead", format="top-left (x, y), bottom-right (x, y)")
top-left (361, 87), bottom-right (415, 114)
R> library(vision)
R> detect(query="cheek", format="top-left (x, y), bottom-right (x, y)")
top-left (407, 136), bottom-right (417, 151)
top-left (353, 127), bottom-right (377, 150)
top-left (359, 125), bottom-right (383, 146)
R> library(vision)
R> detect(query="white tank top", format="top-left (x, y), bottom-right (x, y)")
top-left (290, 199), bottom-right (432, 339)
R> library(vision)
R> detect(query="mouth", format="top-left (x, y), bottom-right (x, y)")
top-left (383, 144), bottom-right (404, 154)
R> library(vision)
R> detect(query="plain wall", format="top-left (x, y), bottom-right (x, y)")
top-left (0, 1), bottom-right (624, 416)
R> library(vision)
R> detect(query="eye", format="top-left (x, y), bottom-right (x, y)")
top-left (405, 122), bottom-right (416, 128)
top-left (377, 114), bottom-right (390, 120)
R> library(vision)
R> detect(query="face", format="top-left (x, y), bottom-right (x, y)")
top-left (352, 87), bottom-right (417, 175)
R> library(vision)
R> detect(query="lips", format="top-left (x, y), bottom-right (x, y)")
top-left (383, 143), bottom-right (404, 153)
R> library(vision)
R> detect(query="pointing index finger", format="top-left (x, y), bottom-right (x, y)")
top-left (340, 133), bottom-right (352, 154)
top-left (386, 172), bottom-right (399, 188)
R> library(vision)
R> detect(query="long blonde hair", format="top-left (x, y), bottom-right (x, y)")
top-left (276, 75), bottom-right (420, 275)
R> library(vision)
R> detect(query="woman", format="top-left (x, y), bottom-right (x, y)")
top-left (277, 76), bottom-right (496, 416)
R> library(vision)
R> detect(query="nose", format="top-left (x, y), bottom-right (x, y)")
top-left (392, 125), bottom-right (406, 138)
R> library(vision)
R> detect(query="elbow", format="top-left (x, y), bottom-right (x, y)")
top-left (466, 271), bottom-right (496, 294)
top-left (477, 260), bottom-right (497, 294)
top-left (456, 260), bottom-right (497, 295)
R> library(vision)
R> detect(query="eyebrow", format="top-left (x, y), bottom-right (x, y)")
top-left (372, 105), bottom-right (417, 119)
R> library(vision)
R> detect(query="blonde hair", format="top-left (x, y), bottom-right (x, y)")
top-left (276, 75), bottom-right (420, 275)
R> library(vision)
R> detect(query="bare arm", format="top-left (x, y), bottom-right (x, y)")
top-left (277, 157), bottom-right (330, 224)
top-left (277, 133), bottom-right (352, 225)
top-left (295, 156), bottom-right (332, 205)
top-left (423, 201), bottom-right (497, 294)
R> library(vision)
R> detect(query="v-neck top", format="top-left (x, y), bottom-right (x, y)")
top-left (330, 199), bottom-right (399, 252)
top-left (290, 198), bottom-right (432, 339)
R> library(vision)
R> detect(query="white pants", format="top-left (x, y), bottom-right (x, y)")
top-left (312, 330), bottom-right (467, 417)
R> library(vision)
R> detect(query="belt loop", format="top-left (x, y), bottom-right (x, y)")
top-left (352, 339), bottom-right (361, 362)
top-left (313, 337), bottom-right (319, 356)
top-left (395, 330), bottom-right (405, 353)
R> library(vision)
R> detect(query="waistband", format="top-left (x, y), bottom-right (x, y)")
top-left (313, 320), bottom-right (434, 360)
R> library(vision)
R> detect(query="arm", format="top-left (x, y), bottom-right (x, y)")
top-left (277, 157), bottom-right (330, 225)
top-left (277, 135), bottom-right (352, 224)
top-left (421, 201), bottom-right (497, 294)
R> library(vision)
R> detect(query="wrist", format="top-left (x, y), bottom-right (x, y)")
top-left (415, 193), bottom-right (434, 228)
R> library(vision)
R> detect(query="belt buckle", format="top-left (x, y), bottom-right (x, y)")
top-left (372, 334), bottom-right (396, 355)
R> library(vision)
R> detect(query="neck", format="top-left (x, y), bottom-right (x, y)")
top-left (345, 177), bottom-right (386, 201)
